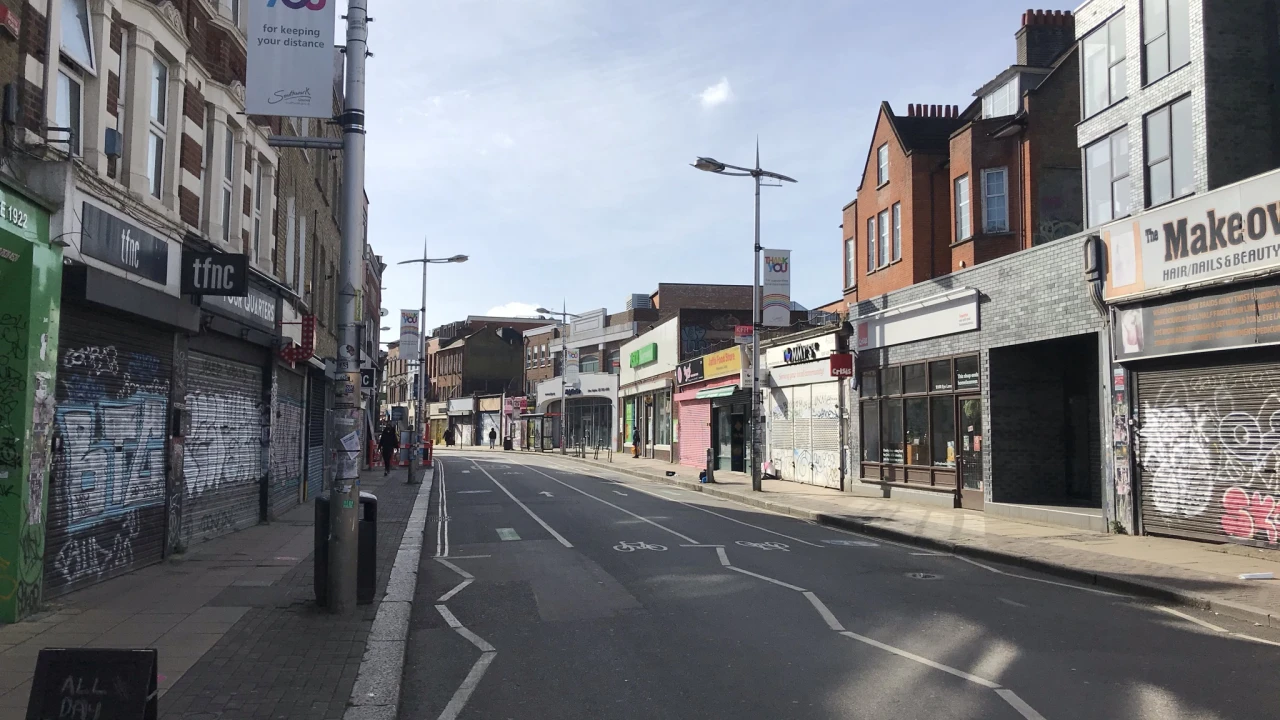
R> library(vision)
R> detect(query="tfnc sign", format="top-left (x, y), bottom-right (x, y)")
top-left (181, 251), bottom-right (249, 296)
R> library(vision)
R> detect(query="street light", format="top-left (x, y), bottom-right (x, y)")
top-left (537, 306), bottom-right (583, 454)
top-left (398, 241), bottom-right (468, 482)
top-left (691, 146), bottom-right (796, 492)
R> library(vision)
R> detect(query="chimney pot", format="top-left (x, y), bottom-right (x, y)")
top-left (907, 104), bottom-right (914, 117)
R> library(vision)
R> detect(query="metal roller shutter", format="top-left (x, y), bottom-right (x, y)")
top-left (305, 376), bottom-right (327, 500)
top-left (183, 352), bottom-right (263, 546)
top-left (791, 387), bottom-right (813, 484)
top-left (810, 382), bottom-right (842, 489)
top-left (768, 389), bottom-right (794, 480)
top-left (1135, 359), bottom-right (1280, 546)
top-left (269, 369), bottom-right (305, 518)
top-left (677, 400), bottom-right (712, 468)
top-left (47, 307), bottom-right (172, 597)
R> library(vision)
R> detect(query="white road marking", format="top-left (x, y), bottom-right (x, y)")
top-left (824, 539), bottom-right (880, 547)
top-left (434, 557), bottom-right (474, 580)
top-left (728, 566), bottom-right (807, 592)
top-left (995, 689), bottom-right (1048, 720)
top-left (513, 462), bottom-right (699, 544)
top-left (443, 555), bottom-right (492, 560)
top-left (496, 528), bottom-right (521, 541)
top-left (538, 491), bottom-right (554, 497)
top-left (1156, 606), bottom-right (1227, 633)
top-left (839, 631), bottom-right (1000, 689)
top-left (471, 460), bottom-right (574, 548)
top-left (613, 541), bottom-right (667, 552)
top-left (910, 552), bottom-right (948, 556)
top-left (736, 540), bottom-right (790, 551)
top-left (613, 490), bottom-right (628, 496)
top-left (679, 544), bottom-right (725, 548)
top-left (460, 470), bottom-right (471, 473)
top-left (436, 460), bottom-right (450, 558)
top-left (998, 597), bottom-right (1028, 608)
top-left (952, 555), bottom-right (1122, 597)
top-left (437, 652), bottom-right (496, 720)
top-left (716, 547), bottom-right (730, 567)
top-left (803, 591), bottom-right (845, 631)
top-left (438, 579), bottom-right (473, 603)
top-left (1234, 634), bottom-right (1280, 648)
top-left (455, 490), bottom-right (491, 495)
top-left (436, 603), bottom-right (463, 629)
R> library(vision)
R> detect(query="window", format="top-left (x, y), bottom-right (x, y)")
top-left (147, 57), bottom-right (169, 199)
top-left (931, 396), bottom-right (956, 468)
top-left (580, 355), bottom-right (600, 374)
top-left (655, 392), bottom-right (672, 445)
top-left (881, 399), bottom-right (904, 464)
top-left (859, 369), bottom-right (878, 398)
top-left (222, 126), bottom-right (235, 242)
top-left (891, 203), bottom-right (901, 261)
top-left (1085, 128), bottom-right (1131, 226)
top-left (845, 238), bottom-right (855, 288)
top-left (904, 363), bottom-right (927, 394)
top-left (905, 398), bottom-right (929, 466)
top-left (861, 403), bottom-right (880, 462)
top-left (1144, 0), bottom-right (1190, 84)
top-left (954, 175), bottom-right (971, 241)
top-left (1083, 13), bottom-right (1127, 117)
top-left (866, 217), bottom-right (876, 272)
top-left (608, 349), bottom-right (620, 374)
top-left (252, 158), bottom-right (264, 260)
top-left (877, 209), bottom-right (889, 267)
top-left (882, 366), bottom-right (902, 396)
top-left (1145, 97), bottom-right (1193, 206)
top-left (929, 360), bottom-right (953, 392)
top-left (982, 77), bottom-right (1018, 118)
top-left (61, 0), bottom-right (95, 71)
top-left (877, 144), bottom-right (889, 185)
top-left (955, 356), bottom-right (980, 390)
top-left (231, 0), bottom-right (241, 26)
top-left (55, 71), bottom-right (82, 156)
top-left (982, 168), bottom-right (1008, 232)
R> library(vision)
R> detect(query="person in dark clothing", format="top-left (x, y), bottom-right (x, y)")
top-left (444, 426), bottom-right (455, 447)
top-left (632, 426), bottom-right (640, 458)
top-left (378, 425), bottom-right (399, 475)
top-left (488, 428), bottom-right (498, 449)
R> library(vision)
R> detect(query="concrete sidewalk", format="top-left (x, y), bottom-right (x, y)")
top-left (0, 467), bottom-right (423, 719)
top-left (488, 448), bottom-right (1280, 629)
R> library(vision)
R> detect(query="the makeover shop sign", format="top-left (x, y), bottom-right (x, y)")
top-left (1103, 168), bottom-right (1280, 301)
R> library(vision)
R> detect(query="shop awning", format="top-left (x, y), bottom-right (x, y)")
top-left (695, 385), bottom-right (739, 399)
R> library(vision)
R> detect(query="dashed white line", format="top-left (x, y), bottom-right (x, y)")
top-left (998, 597), bottom-right (1028, 609)
top-left (839, 630), bottom-right (1000, 689)
top-left (728, 566), bottom-right (807, 592)
top-left (716, 547), bottom-right (730, 567)
top-left (471, 460), bottom-right (573, 548)
top-left (437, 652), bottom-right (496, 720)
top-left (438, 579), bottom-right (473, 603)
top-left (995, 689), bottom-right (1048, 720)
top-left (803, 591), bottom-right (846, 631)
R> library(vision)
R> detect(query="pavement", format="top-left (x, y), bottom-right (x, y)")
top-left (404, 449), bottom-right (1280, 719)
top-left (495, 446), bottom-right (1280, 629)
top-left (0, 465), bottom-right (427, 720)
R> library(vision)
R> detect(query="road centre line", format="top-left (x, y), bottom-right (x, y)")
top-left (438, 579), bottom-right (472, 603)
top-left (511, 461), bottom-right (699, 545)
top-left (434, 557), bottom-right (474, 580)
top-left (539, 459), bottom-right (822, 547)
top-left (470, 459), bottom-right (573, 548)
top-left (804, 591), bottom-right (846, 631)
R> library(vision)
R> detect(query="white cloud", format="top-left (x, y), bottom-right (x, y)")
top-left (698, 77), bottom-right (733, 109)
top-left (486, 301), bottom-right (543, 317)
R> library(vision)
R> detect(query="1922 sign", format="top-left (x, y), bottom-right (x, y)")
top-left (26, 648), bottom-right (157, 720)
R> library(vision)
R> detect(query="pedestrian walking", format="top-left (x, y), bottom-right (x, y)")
top-left (444, 426), bottom-right (454, 447)
top-left (378, 425), bottom-right (399, 476)
top-left (632, 426), bottom-right (640, 459)
top-left (489, 427), bottom-right (498, 449)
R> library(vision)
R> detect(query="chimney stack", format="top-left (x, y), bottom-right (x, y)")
top-left (1017, 9), bottom-right (1074, 67)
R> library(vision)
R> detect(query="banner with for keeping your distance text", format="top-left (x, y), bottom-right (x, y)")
top-left (247, 0), bottom-right (337, 118)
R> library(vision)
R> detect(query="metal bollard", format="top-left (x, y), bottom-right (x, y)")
top-left (705, 446), bottom-right (715, 484)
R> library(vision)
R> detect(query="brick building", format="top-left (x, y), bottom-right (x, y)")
top-left (843, 9), bottom-right (1083, 306)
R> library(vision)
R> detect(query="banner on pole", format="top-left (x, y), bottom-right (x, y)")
top-left (762, 250), bottom-right (791, 327)
top-left (246, 0), bottom-right (337, 118)
top-left (399, 309), bottom-right (420, 351)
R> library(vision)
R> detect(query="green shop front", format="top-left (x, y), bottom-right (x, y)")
top-left (0, 179), bottom-right (59, 622)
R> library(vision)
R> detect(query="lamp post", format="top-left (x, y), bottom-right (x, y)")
top-left (536, 306), bottom-right (582, 455)
top-left (398, 241), bottom-right (468, 482)
top-left (691, 148), bottom-right (796, 492)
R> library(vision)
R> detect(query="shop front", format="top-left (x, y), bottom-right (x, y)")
top-left (537, 373), bottom-right (618, 450)
top-left (675, 346), bottom-right (752, 472)
top-left (764, 329), bottom-right (848, 489)
top-left (428, 402), bottom-right (448, 447)
top-left (1101, 168), bottom-right (1280, 544)
top-left (447, 397), bottom-right (475, 446)
top-left (618, 319), bottom-right (679, 461)
top-left (478, 395), bottom-right (502, 446)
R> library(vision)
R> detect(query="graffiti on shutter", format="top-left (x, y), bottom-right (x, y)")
top-left (811, 384), bottom-right (842, 489)
top-left (270, 369), bottom-right (304, 517)
top-left (47, 310), bottom-right (171, 596)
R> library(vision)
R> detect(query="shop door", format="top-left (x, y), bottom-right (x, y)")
top-left (791, 388), bottom-right (812, 484)
top-left (269, 369), bottom-right (305, 518)
top-left (47, 308), bottom-right (172, 597)
top-left (810, 383), bottom-right (843, 489)
top-left (305, 376), bottom-right (327, 500)
top-left (183, 352), bottom-right (264, 546)
top-left (958, 397), bottom-right (985, 510)
top-left (731, 409), bottom-right (747, 473)
top-left (768, 388), bottom-right (795, 480)
top-left (1135, 361), bottom-right (1280, 546)
top-left (645, 402), bottom-right (655, 457)
top-left (716, 409), bottom-right (732, 471)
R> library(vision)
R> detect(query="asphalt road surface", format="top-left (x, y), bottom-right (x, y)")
top-left (399, 450), bottom-right (1280, 720)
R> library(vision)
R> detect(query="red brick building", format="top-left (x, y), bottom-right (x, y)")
top-left (843, 9), bottom-right (1082, 306)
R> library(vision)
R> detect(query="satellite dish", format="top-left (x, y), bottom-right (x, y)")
top-left (380, 308), bottom-right (389, 317)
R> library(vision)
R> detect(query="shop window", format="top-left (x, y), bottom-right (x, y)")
top-left (859, 369), bottom-right (878, 398)
top-left (861, 403), bottom-right (880, 462)
top-left (904, 398), bottom-right (929, 466)
top-left (956, 356), bottom-right (980, 390)
top-left (903, 363), bottom-right (927, 394)
top-left (929, 360), bottom-right (953, 392)
top-left (655, 392), bottom-right (672, 445)
top-left (881, 399), bottom-right (904, 464)
top-left (931, 396), bottom-right (956, 468)
top-left (882, 366), bottom-right (902, 396)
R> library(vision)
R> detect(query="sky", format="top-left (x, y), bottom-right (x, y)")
top-left (358, 0), bottom-right (1078, 333)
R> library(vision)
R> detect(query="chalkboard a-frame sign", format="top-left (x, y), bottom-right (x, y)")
top-left (26, 648), bottom-right (158, 720)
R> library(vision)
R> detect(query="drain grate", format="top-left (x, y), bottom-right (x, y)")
top-left (906, 572), bottom-right (941, 580)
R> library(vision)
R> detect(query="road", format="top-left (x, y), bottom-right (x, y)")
top-left (399, 451), bottom-right (1280, 719)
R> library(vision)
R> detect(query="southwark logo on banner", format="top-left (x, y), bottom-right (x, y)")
top-left (762, 250), bottom-right (791, 327)
top-left (1103, 167), bottom-right (1280, 301)
top-left (247, 0), bottom-right (336, 118)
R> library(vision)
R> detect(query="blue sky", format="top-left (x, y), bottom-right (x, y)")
top-left (362, 0), bottom-right (1077, 331)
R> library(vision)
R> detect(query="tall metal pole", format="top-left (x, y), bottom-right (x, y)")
top-left (560, 306), bottom-right (568, 455)
top-left (750, 151), bottom-right (763, 493)
top-left (328, 0), bottom-right (369, 615)
top-left (418, 237), bottom-right (428, 476)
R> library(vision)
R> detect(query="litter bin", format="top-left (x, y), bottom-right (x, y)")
top-left (314, 491), bottom-right (378, 606)
top-left (502, 437), bottom-right (513, 451)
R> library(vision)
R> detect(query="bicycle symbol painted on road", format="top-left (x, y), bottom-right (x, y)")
top-left (735, 541), bottom-right (790, 551)
top-left (613, 541), bottom-right (668, 552)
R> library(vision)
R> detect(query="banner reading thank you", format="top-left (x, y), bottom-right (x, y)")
top-left (247, 0), bottom-right (336, 118)
top-left (399, 309), bottom-right (420, 352)
top-left (762, 250), bottom-right (791, 327)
